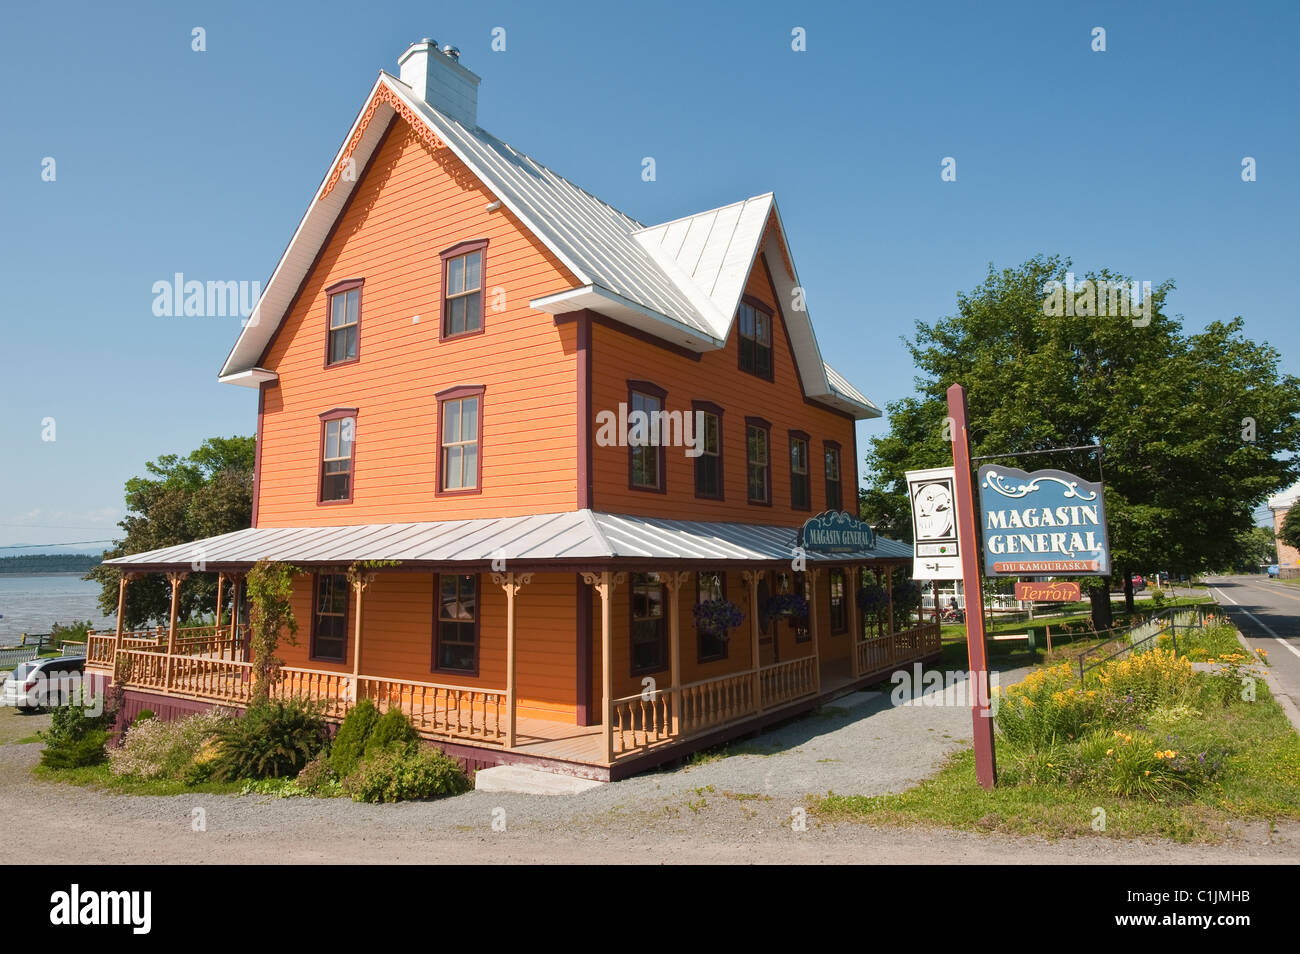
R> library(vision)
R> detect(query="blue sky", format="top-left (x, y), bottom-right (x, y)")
top-left (1, 0), bottom-right (1296, 551)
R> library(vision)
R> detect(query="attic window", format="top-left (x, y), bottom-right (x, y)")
top-left (738, 299), bottom-right (773, 379)
top-left (326, 280), bottom-right (362, 366)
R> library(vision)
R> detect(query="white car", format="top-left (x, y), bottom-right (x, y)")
top-left (0, 656), bottom-right (87, 710)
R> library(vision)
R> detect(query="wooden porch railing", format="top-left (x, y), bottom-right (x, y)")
top-left (856, 621), bottom-right (942, 675)
top-left (359, 676), bottom-right (507, 744)
top-left (758, 655), bottom-right (817, 709)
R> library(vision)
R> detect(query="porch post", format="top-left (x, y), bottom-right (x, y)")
top-left (847, 566), bottom-right (860, 679)
top-left (494, 571), bottom-right (533, 749)
top-left (885, 565), bottom-right (895, 635)
top-left (215, 572), bottom-right (225, 629)
top-left (741, 570), bottom-right (761, 711)
top-left (350, 572), bottom-right (375, 703)
top-left (582, 570), bottom-right (624, 764)
top-left (932, 580), bottom-right (940, 625)
top-left (112, 572), bottom-right (134, 669)
top-left (164, 571), bottom-right (187, 689)
top-left (659, 571), bottom-right (690, 736)
top-left (807, 568), bottom-right (822, 695)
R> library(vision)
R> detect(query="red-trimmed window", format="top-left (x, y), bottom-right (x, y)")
top-left (311, 573), bottom-right (348, 662)
top-left (738, 299), bottom-right (773, 379)
top-left (437, 386), bottom-right (484, 494)
top-left (628, 381), bottom-right (666, 492)
top-left (829, 568), bottom-right (848, 634)
top-left (693, 402), bottom-right (723, 500)
top-left (319, 409), bottom-right (357, 503)
top-left (746, 418), bottom-right (771, 505)
top-left (790, 431), bottom-right (811, 511)
top-left (695, 570), bottom-right (729, 662)
top-left (440, 240), bottom-right (487, 339)
top-left (434, 573), bottom-right (478, 674)
top-left (326, 280), bottom-right (362, 366)
top-left (825, 442), bottom-right (843, 512)
top-left (630, 572), bottom-right (666, 675)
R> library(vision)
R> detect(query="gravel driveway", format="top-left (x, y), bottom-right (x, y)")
top-left (3, 670), bottom-right (1296, 864)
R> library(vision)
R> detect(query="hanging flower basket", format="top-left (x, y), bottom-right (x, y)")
top-left (693, 598), bottom-right (743, 637)
top-left (891, 580), bottom-right (922, 612)
top-left (763, 592), bottom-right (809, 620)
top-left (856, 584), bottom-right (888, 615)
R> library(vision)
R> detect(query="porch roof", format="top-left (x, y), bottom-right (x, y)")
top-left (102, 510), bottom-right (912, 572)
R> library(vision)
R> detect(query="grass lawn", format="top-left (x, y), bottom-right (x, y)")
top-left (32, 762), bottom-right (247, 796)
top-left (813, 631), bottom-right (1298, 843)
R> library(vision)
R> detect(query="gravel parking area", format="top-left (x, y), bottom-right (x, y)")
top-left (3, 670), bottom-right (1296, 864)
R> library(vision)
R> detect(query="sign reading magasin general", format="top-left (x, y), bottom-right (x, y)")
top-left (978, 465), bottom-right (1111, 577)
top-left (799, 511), bottom-right (876, 553)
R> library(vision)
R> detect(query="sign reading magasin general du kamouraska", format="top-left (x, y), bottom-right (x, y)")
top-left (978, 465), bottom-right (1111, 577)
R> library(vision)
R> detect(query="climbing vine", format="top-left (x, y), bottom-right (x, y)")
top-left (246, 559), bottom-right (300, 703)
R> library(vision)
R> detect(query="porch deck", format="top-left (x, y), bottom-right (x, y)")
top-left (86, 621), bottom-right (942, 780)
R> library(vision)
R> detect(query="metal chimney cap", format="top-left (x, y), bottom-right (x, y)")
top-left (442, 44), bottom-right (460, 60)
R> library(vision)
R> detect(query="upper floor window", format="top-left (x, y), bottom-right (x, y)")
top-left (790, 432), bottom-right (811, 511)
top-left (825, 442), bottom-right (843, 512)
top-left (738, 300), bottom-right (773, 379)
top-left (693, 402), bottom-right (723, 500)
top-left (319, 410), bottom-right (357, 503)
top-left (437, 387), bottom-right (483, 494)
top-left (440, 240), bottom-right (487, 339)
top-left (629, 382), bottom-right (666, 492)
top-left (630, 573), bottom-right (666, 675)
top-left (311, 573), bottom-right (348, 661)
top-left (434, 573), bottom-right (478, 674)
top-left (326, 280), bottom-right (361, 366)
top-left (746, 418), bottom-right (771, 505)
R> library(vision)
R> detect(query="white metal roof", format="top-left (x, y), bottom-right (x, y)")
top-left (218, 71), bottom-right (881, 420)
top-left (1268, 480), bottom-right (1300, 511)
top-left (103, 511), bottom-right (911, 570)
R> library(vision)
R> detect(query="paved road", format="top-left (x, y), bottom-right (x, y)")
top-left (1205, 575), bottom-right (1300, 717)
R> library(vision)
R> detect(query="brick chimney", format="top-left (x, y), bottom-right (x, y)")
top-left (398, 38), bottom-right (480, 126)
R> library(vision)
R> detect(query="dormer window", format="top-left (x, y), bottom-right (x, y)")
top-left (440, 240), bottom-right (487, 339)
top-left (738, 299), bottom-right (773, 379)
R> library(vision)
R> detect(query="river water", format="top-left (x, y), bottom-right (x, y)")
top-left (0, 574), bottom-right (116, 641)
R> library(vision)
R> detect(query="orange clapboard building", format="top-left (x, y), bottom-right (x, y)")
top-left (89, 40), bottom-right (939, 780)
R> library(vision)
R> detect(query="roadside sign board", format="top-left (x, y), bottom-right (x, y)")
top-left (978, 465), bottom-right (1110, 577)
top-left (906, 467), bottom-right (961, 580)
top-left (1014, 580), bottom-right (1082, 602)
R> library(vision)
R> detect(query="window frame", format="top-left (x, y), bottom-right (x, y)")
top-left (435, 385), bottom-right (485, 497)
top-left (431, 572), bottom-right (481, 676)
top-left (789, 430), bottom-right (812, 512)
top-left (310, 572), bottom-right (349, 663)
top-left (627, 380), bottom-right (668, 494)
top-left (824, 440), bottom-right (844, 512)
top-left (745, 416), bottom-right (772, 506)
top-left (439, 239), bottom-right (489, 341)
top-left (737, 296), bottom-right (775, 381)
top-left (317, 407), bottom-right (358, 505)
top-left (629, 572), bottom-right (668, 677)
top-left (694, 569), bottom-right (730, 663)
top-left (323, 278), bottom-right (363, 369)
top-left (692, 400), bottom-right (725, 501)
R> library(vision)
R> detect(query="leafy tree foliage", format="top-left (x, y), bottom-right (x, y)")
top-left (1279, 508), bottom-right (1300, 556)
top-left (862, 256), bottom-right (1300, 626)
top-left (86, 436), bottom-right (254, 627)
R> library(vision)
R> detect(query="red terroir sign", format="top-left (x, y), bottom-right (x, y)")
top-left (1014, 580), bottom-right (1082, 602)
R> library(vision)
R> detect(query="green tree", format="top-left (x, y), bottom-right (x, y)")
top-left (87, 436), bottom-right (255, 627)
top-left (1280, 508), bottom-right (1300, 556)
top-left (862, 256), bottom-right (1300, 629)
top-left (1224, 525), bottom-right (1276, 572)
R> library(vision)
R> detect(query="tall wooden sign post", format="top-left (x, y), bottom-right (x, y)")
top-left (947, 383), bottom-right (997, 788)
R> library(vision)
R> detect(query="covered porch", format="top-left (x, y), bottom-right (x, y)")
top-left (88, 511), bottom-right (941, 780)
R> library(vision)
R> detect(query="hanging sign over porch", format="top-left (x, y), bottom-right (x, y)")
top-left (798, 510), bottom-right (876, 553)
top-left (978, 465), bottom-right (1110, 577)
top-left (1014, 580), bottom-right (1082, 602)
top-left (906, 466), bottom-right (962, 580)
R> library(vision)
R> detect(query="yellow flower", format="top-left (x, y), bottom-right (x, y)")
top-left (1106, 748), bottom-right (1113, 756)
top-left (1164, 750), bottom-right (1176, 759)
top-left (1144, 770), bottom-right (1151, 776)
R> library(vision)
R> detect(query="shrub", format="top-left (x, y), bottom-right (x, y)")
top-left (329, 698), bottom-right (380, 777)
top-left (296, 751), bottom-right (341, 796)
top-left (133, 709), bottom-right (156, 726)
top-left (996, 664), bottom-right (1099, 749)
top-left (211, 699), bottom-right (328, 781)
top-left (341, 744), bottom-right (470, 803)
top-left (108, 709), bottom-right (232, 780)
top-left (39, 694), bottom-right (112, 769)
top-left (365, 706), bottom-right (418, 757)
